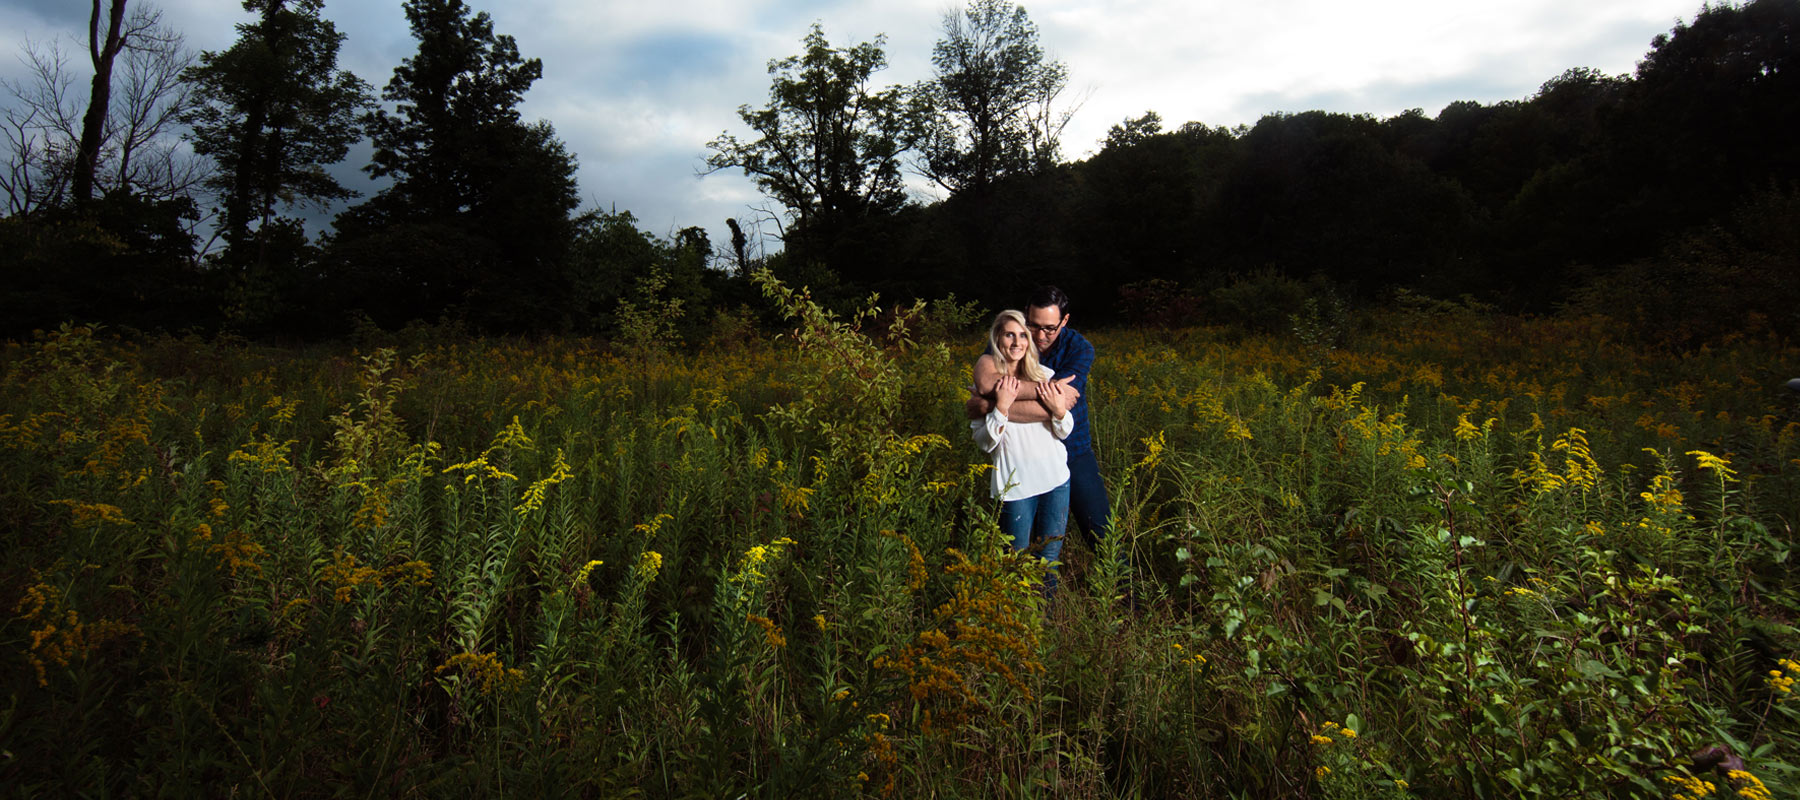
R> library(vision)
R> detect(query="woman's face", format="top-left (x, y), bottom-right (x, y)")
top-left (997, 319), bottom-right (1031, 364)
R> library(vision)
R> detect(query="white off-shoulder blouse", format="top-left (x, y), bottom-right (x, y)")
top-left (971, 407), bottom-right (1074, 501)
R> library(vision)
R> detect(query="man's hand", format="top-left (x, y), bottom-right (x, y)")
top-left (964, 389), bottom-right (991, 420)
top-left (964, 374), bottom-right (1079, 421)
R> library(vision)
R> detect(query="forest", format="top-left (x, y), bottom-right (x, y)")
top-left (0, 0), bottom-right (1794, 346)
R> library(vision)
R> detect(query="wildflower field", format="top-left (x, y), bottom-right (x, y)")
top-left (4, 281), bottom-right (1799, 797)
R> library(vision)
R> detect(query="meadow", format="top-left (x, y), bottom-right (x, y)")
top-left (3, 275), bottom-right (1798, 798)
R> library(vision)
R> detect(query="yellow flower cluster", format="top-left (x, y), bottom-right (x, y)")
top-left (637, 550), bottom-right (663, 581)
top-left (734, 537), bottom-right (795, 585)
top-left (1727, 769), bottom-right (1771, 800)
top-left (435, 651), bottom-right (525, 696)
top-left (202, 526), bottom-right (264, 578)
top-left (227, 434), bottom-right (298, 473)
top-left (1171, 642), bottom-right (1206, 669)
top-left (1688, 449), bottom-right (1738, 482)
top-left (1344, 405), bottom-right (1427, 470)
top-left (47, 499), bottom-right (132, 527)
top-left (1663, 773), bottom-right (1716, 800)
top-left (573, 559), bottom-right (604, 587)
top-left (767, 459), bottom-right (815, 515)
top-left (442, 417), bottom-right (533, 485)
top-left (1766, 658), bottom-right (1800, 696)
top-left (514, 448), bottom-right (574, 516)
top-left (1640, 473), bottom-right (1685, 514)
top-left (874, 547), bottom-right (1044, 735)
top-left (879, 529), bottom-right (928, 593)
top-left (1514, 428), bottom-right (1603, 494)
top-left (319, 548), bottom-right (433, 603)
top-left (15, 581), bottom-right (138, 687)
top-left (633, 512), bottom-right (673, 535)
top-left (1312, 720), bottom-right (1358, 745)
top-left (1137, 430), bottom-right (1167, 471)
top-left (746, 613), bottom-right (786, 648)
top-left (1452, 412), bottom-right (1484, 441)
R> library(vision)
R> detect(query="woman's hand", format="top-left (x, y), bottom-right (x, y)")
top-left (993, 375), bottom-right (1020, 416)
top-left (1039, 379), bottom-right (1072, 419)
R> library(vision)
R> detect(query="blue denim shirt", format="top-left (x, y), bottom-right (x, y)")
top-left (1037, 327), bottom-right (1094, 456)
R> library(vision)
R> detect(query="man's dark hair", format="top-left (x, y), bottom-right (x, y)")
top-left (1027, 285), bottom-right (1070, 317)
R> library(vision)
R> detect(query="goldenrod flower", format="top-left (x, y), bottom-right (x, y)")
top-left (747, 613), bottom-right (786, 648)
top-left (435, 651), bottom-right (525, 696)
top-left (1687, 449), bottom-right (1739, 482)
top-left (637, 550), bottom-right (662, 580)
top-left (574, 559), bottom-right (603, 586)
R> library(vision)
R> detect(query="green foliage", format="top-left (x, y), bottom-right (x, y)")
top-left (613, 268), bottom-right (687, 355)
top-left (912, 0), bottom-right (1070, 196)
top-left (2, 311), bottom-right (1799, 796)
top-left (181, 0), bottom-right (372, 264)
top-left (327, 0), bottom-right (579, 332)
top-left (1208, 269), bottom-right (1331, 333)
top-left (704, 23), bottom-right (910, 274)
top-left (1566, 184), bottom-right (1800, 348)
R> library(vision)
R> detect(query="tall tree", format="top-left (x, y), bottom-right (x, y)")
top-left (703, 22), bottom-right (910, 270)
top-left (913, 0), bottom-right (1071, 198)
top-left (3, 6), bottom-right (201, 216)
top-left (73, 1), bottom-right (181, 202)
top-left (182, 0), bottom-right (371, 262)
top-left (329, 0), bottom-right (578, 330)
top-left (362, 0), bottom-right (549, 215)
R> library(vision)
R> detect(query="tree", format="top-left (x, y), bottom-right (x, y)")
top-left (72, 0), bottom-right (182, 202)
top-left (362, 0), bottom-right (550, 215)
top-left (3, 5), bottom-right (202, 217)
top-left (913, 0), bottom-right (1071, 198)
top-left (329, 0), bottom-right (579, 331)
top-left (182, 0), bottom-right (371, 263)
top-left (1604, 0), bottom-right (1800, 249)
top-left (1102, 110), bottom-right (1162, 151)
top-left (703, 23), bottom-right (910, 268)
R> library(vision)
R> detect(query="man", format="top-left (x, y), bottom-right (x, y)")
top-left (967, 286), bottom-right (1113, 564)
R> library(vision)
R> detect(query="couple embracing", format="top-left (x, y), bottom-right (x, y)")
top-left (966, 286), bottom-right (1114, 598)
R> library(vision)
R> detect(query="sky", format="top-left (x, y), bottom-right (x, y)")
top-left (0, 0), bottom-right (1706, 256)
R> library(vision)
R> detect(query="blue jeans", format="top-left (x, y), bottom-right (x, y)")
top-left (1067, 449), bottom-right (1113, 549)
top-left (1000, 479), bottom-right (1069, 594)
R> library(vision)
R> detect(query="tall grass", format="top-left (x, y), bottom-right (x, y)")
top-left (2, 283), bottom-right (1797, 797)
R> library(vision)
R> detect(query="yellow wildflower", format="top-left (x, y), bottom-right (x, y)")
top-left (747, 613), bottom-right (786, 648)
top-left (638, 550), bottom-right (663, 580)
top-left (435, 651), bottom-right (525, 696)
top-left (1727, 770), bottom-right (1771, 800)
top-left (574, 559), bottom-right (604, 586)
top-left (1687, 449), bottom-right (1739, 482)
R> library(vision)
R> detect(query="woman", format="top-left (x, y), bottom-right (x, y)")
top-left (970, 310), bottom-right (1076, 594)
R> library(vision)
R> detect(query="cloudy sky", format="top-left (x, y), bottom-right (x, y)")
top-left (1, 0), bottom-right (1704, 253)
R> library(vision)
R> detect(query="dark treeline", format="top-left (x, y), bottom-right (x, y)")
top-left (3, 0), bottom-right (1797, 347)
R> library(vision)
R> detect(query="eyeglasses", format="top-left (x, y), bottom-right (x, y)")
top-left (1026, 321), bottom-right (1063, 334)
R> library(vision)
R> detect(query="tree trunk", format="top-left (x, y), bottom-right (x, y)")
top-left (72, 0), bottom-right (130, 203)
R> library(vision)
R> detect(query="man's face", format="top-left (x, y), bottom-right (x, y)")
top-left (1026, 305), bottom-right (1066, 352)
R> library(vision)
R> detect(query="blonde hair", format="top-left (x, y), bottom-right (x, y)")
top-left (987, 310), bottom-right (1051, 381)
